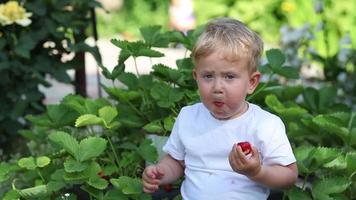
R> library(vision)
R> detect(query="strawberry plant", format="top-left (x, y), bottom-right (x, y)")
top-left (0, 23), bottom-right (355, 200)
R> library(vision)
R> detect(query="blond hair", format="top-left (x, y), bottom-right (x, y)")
top-left (192, 18), bottom-right (263, 72)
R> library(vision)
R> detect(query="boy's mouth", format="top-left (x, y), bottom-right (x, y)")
top-left (213, 101), bottom-right (224, 107)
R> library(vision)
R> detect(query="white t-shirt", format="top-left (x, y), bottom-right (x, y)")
top-left (162, 102), bottom-right (296, 200)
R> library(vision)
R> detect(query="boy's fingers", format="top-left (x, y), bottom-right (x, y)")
top-left (156, 166), bottom-right (165, 178)
top-left (143, 182), bottom-right (159, 193)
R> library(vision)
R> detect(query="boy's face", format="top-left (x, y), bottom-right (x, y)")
top-left (193, 52), bottom-right (260, 120)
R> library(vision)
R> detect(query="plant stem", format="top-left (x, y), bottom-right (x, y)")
top-left (133, 57), bottom-right (140, 76)
top-left (105, 134), bottom-right (120, 168)
top-left (184, 48), bottom-right (188, 58)
top-left (302, 174), bottom-right (310, 190)
top-left (37, 169), bottom-right (45, 183)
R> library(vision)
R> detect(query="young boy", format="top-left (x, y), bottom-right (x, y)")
top-left (142, 18), bottom-right (298, 199)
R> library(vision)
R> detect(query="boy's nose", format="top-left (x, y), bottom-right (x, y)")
top-left (212, 79), bottom-right (224, 93)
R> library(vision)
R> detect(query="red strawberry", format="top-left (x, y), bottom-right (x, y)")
top-left (162, 184), bottom-right (173, 192)
top-left (97, 170), bottom-right (109, 180)
top-left (237, 142), bottom-right (252, 155)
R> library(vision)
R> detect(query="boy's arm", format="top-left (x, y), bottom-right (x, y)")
top-left (249, 162), bottom-right (298, 189)
top-left (157, 154), bottom-right (185, 185)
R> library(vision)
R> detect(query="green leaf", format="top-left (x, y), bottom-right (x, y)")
top-left (18, 157), bottom-right (37, 170)
top-left (348, 128), bottom-right (356, 148)
top-left (75, 114), bottom-right (103, 127)
top-left (265, 95), bottom-right (308, 118)
top-left (143, 121), bottom-right (164, 133)
top-left (2, 190), bottom-right (20, 200)
top-left (18, 185), bottom-right (48, 198)
top-left (88, 177), bottom-right (109, 190)
top-left (312, 114), bottom-right (349, 142)
top-left (0, 163), bottom-right (11, 182)
top-left (36, 156), bottom-right (51, 168)
top-left (310, 147), bottom-right (341, 168)
top-left (286, 186), bottom-right (312, 200)
top-left (164, 115), bottom-right (175, 132)
top-left (49, 131), bottom-right (80, 160)
top-left (266, 49), bottom-right (285, 69)
top-left (64, 157), bottom-right (89, 172)
top-left (140, 25), bottom-right (170, 47)
top-left (294, 146), bottom-right (315, 174)
top-left (303, 87), bottom-right (318, 111)
top-left (78, 137), bottom-right (107, 162)
top-left (47, 104), bottom-right (78, 127)
top-left (152, 64), bottom-right (183, 84)
top-left (150, 83), bottom-right (184, 108)
top-left (110, 176), bottom-right (143, 195)
top-left (98, 106), bottom-right (118, 127)
top-left (104, 87), bottom-right (140, 102)
top-left (345, 152), bottom-right (356, 176)
top-left (47, 181), bottom-right (66, 192)
top-left (318, 86), bottom-right (337, 109)
top-left (312, 177), bottom-right (350, 198)
top-left (323, 155), bottom-right (346, 170)
top-left (274, 66), bottom-right (299, 79)
top-left (118, 72), bottom-right (139, 90)
top-left (137, 139), bottom-right (158, 163)
top-left (104, 190), bottom-right (128, 200)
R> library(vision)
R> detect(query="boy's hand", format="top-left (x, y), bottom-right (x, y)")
top-left (142, 165), bottom-right (165, 193)
top-left (228, 144), bottom-right (261, 178)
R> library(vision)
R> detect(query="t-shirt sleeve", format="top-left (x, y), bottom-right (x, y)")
top-left (162, 111), bottom-right (185, 161)
top-left (260, 117), bottom-right (296, 166)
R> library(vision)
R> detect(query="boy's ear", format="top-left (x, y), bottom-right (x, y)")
top-left (192, 68), bottom-right (198, 80)
top-left (247, 71), bottom-right (261, 94)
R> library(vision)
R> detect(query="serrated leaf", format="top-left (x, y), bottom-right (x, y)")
top-left (140, 25), bottom-right (170, 47)
top-left (47, 181), bottom-right (66, 192)
top-left (303, 87), bottom-right (318, 111)
top-left (294, 146), bottom-right (315, 173)
top-left (266, 49), bottom-right (285, 69)
top-left (49, 131), bottom-right (79, 160)
top-left (275, 66), bottom-right (299, 79)
top-left (311, 147), bottom-right (341, 167)
top-left (286, 186), bottom-right (312, 200)
top-left (150, 83), bottom-right (184, 108)
top-left (0, 163), bottom-right (11, 182)
top-left (46, 104), bottom-right (78, 127)
top-left (118, 72), bottom-right (139, 90)
top-left (2, 190), bottom-right (20, 200)
top-left (75, 114), bottom-right (103, 127)
top-left (78, 137), bottom-right (107, 162)
top-left (98, 106), bottom-right (118, 128)
top-left (110, 176), bottom-right (143, 195)
top-left (152, 64), bottom-right (183, 84)
top-left (265, 95), bottom-right (307, 118)
top-left (312, 115), bottom-right (349, 142)
top-left (104, 190), bottom-right (128, 200)
top-left (323, 155), bottom-right (346, 170)
top-left (312, 177), bottom-right (350, 197)
top-left (64, 157), bottom-right (89, 172)
top-left (18, 185), bottom-right (48, 198)
top-left (104, 87), bottom-right (140, 102)
top-left (346, 152), bottom-right (356, 176)
top-left (36, 156), bottom-right (50, 168)
top-left (319, 86), bottom-right (337, 109)
top-left (88, 177), bottom-right (109, 190)
top-left (143, 121), bottom-right (164, 133)
top-left (18, 157), bottom-right (37, 170)
top-left (137, 139), bottom-right (158, 163)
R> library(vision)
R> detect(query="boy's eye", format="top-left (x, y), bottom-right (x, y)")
top-left (202, 74), bottom-right (213, 79)
top-left (225, 74), bottom-right (236, 80)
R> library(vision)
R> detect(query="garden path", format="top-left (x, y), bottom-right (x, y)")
top-left (40, 38), bottom-right (187, 104)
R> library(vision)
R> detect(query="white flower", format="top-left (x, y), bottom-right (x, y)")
top-left (0, 1), bottom-right (32, 27)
